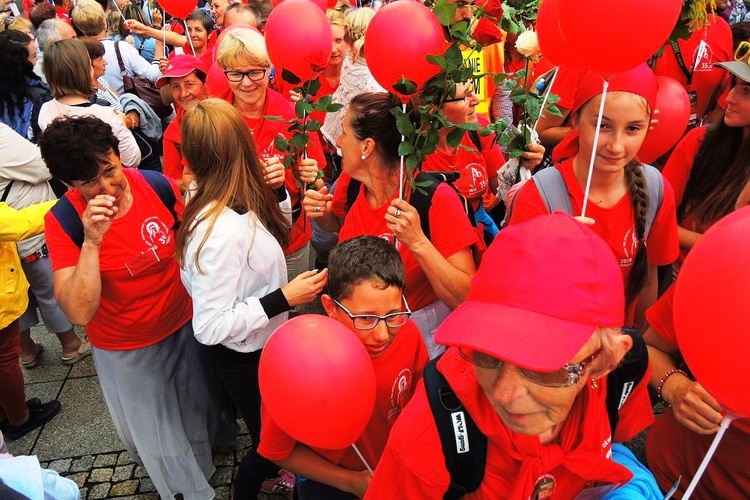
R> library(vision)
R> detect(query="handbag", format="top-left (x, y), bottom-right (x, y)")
top-left (113, 41), bottom-right (172, 118)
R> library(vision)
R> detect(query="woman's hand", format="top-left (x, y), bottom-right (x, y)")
top-left (282, 269), bottom-right (328, 307)
top-left (262, 156), bottom-right (286, 190)
top-left (386, 198), bottom-right (428, 249)
top-left (158, 56), bottom-right (169, 73)
top-left (662, 373), bottom-right (724, 435)
top-left (520, 142), bottom-right (545, 172)
top-left (125, 110), bottom-right (140, 129)
top-left (296, 158), bottom-right (319, 185)
top-left (151, 8), bottom-right (163, 28)
top-left (124, 19), bottom-right (148, 35)
top-left (83, 194), bottom-right (118, 247)
top-left (303, 186), bottom-right (333, 218)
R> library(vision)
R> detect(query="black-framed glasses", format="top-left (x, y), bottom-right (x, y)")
top-left (444, 84), bottom-right (476, 104)
top-left (224, 67), bottom-right (268, 83)
top-left (458, 347), bottom-right (600, 388)
top-left (735, 41), bottom-right (750, 63)
top-left (332, 297), bottom-right (412, 330)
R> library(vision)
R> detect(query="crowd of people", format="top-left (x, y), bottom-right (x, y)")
top-left (1, 0), bottom-right (749, 498)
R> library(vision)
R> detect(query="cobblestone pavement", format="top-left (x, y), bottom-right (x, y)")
top-left (7, 323), bottom-right (297, 500)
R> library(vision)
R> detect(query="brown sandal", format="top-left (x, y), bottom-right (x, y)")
top-left (20, 342), bottom-right (44, 369)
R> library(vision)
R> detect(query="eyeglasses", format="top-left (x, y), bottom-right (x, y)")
top-left (224, 67), bottom-right (268, 83)
top-left (444, 84), bottom-right (476, 104)
top-left (458, 347), bottom-right (600, 388)
top-left (735, 41), bottom-right (750, 62)
top-left (332, 297), bottom-right (412, 330)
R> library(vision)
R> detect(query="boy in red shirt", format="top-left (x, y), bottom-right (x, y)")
top-left (258, 235), bottom-right (428, 499)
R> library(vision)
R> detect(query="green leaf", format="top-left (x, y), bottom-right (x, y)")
top-left (393, 77), bottom-right (417, 97)
top-left (281, 68), bottom-right (302, 85)
top-left (398, 141), bottom-right (416, 156)
top-left (295, 99), bottom-right (315, 119)
top-left (263, 115), bottom-right (284, 122)
top-left (445, 43), bottom-right (464, 68)
top-left (545, 104), bottom-right (563, 117)
top-left (274, 136), bottom-right (289, 152)
top-left (303, 78), bottom-right (322, 97)
top-left (446, 127), bottom-right (465, 147)
top-left (289, 133), bottom-right (309, 150)
top-left (454, 122), bottom-right (483, 131)
top-left (326, 102), bottom-right (344, 112)
top-left (426, 54), bottom-right (447, 69)
top-left (431, 0), bottom-right (457, 26)
top-left (306, 119), bottom-right (321, 132)
top-left (288, 122), bottom-right (305, 133)
top-left (546, 93), bottom-right (561, 105)
top-left (283, 154), bottom-right (295, 169)
top-left (315, 94), bottom-right (333, 110)
top-left (405, 154), bottom-right (420, 171)
top-left (449, 20), bottom-right (470, 39)
top-left (392, 108), bottom-right (416, 137)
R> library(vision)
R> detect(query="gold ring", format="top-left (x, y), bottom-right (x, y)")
top-left (395, 208), bottom-right (402, 218)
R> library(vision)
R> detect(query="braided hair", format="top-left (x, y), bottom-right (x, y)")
top-left (624, 160), bottom-right (650, 306)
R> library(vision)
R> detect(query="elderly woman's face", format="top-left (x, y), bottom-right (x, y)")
top-left (441, 82), bottom-right (480, 126)
top-left (170, 72), bottom-right (207, 110)
top-left (473, 336), bottom-right (600, 444)
top-left (70, 151), bottom-right (129, 207)
top-left (225, 62), bottom-right (269, 113)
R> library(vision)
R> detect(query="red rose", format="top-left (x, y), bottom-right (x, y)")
top-left (477, 0), bottom-right (504, 20)
top-left (473, 18), bottom-right (505, 46)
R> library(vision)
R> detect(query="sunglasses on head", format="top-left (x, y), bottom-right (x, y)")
top-left (735, 40), bottom-right (750, 62)
top-left (458, 347), bottom-right (600, 388)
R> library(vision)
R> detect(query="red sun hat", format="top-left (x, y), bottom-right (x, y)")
top-left (434, 213), bottom-right (625, 372)
top-left (156, 55), bottom-right (209, 89)
top-left (570, 63), bottom-right (658, 116)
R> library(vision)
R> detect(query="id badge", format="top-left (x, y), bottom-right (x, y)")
top-left (687, 90), bottom-right (698, 128)
top-left (125, 247), bottom-right (160, 276)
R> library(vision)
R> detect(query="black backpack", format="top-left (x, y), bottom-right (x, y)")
top-left (49, 169), bottom-right (179, 248)
top-left (424, 328), bottom-right (648, 499)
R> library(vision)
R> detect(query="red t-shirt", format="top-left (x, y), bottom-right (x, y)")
top-left (365, 347), bottom-right (652, 499)
top-left (258, 319), bottom-right (428, 473)
top-left (645, 287), bottom-right (750, 497)
top-left (237, 89), bottom-right (326, 254)
top-left (45, 169), bottom-right (192, 350)
top-left (162, 107), bottom-right (185, 183)
top-left (334, 182), bottom-right (478, 311)
top-left (421, 120), bottom-right (505, 207)
top-left (653, 15), bottom-right (732, 121)
top-left (509, 159), bottom-right (679, 324)
top-left (531, 61), bottom-right (588, 111)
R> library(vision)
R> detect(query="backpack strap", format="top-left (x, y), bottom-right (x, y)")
top-left (50, 196), bottom-right (85, 248)
top-left (50, 171), bottom-right (180, 248)
top-left (532, 167), bottom-right (573, 215)
top-left (641, 164), bottom-right (663, 238)
top-left (467, 130), bottom-right (482, 153)
top-left (113, 41), bottom-right (127, 76)
top-left (605, 327), bottom-right (649, 435)
top-left (424, 356), bottom-right (487, 499)
top-left (1, 181), bottom-right (14, 203)
top-left (345, 177), bottom-right (361, 213)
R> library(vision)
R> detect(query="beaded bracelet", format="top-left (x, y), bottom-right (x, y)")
top-left (657, 368), bottom-right (689, 406)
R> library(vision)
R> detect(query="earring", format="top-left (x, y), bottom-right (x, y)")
top-left (590, 379), bottom-right (599, 389)
top-left (360, 154), bottom-right (366, 160)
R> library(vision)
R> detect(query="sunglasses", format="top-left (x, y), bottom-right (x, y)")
top-left (458, 347), bottom-right (600, 388)
top-left (735, 40), bottom-right (750, 62)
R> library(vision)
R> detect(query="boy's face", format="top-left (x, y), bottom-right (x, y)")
top-left (322, 280), bottom-right (405, 359)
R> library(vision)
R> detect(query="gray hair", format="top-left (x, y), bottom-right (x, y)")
top-left (37, 19), bottom-right (67, 52)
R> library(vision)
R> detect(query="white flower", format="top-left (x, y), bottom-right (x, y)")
top-left (515, 30), bottom-right (541, 62)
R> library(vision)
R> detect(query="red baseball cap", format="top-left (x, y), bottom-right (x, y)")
top-left (434, 213), bottom-right (625, 371)
top-left (156, 55), bottom-right (209, 89)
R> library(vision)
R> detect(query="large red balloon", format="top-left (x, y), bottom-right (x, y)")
top-left (365, 2), bottom-right (445, 102)
top-left (557, 0), bottom-right (681, 77)
top-left (638, 76), bottom-right (690, 164)
top-left (674, 207), bottom-right (750, 417)
top-left (157, 0), bottom-right (197, 21)
top-left (535, 0), bottom-right (582, 69)
top-left (259, 315), bottom-right (377, 449)
top-left (265, 0), bottom-right (332, 80)
top-left (271, 0), bottom-right (327, 11)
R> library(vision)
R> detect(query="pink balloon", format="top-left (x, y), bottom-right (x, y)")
top-left (558, 0), bottom-right (682, 77)
top-left (675, 207), bottom-right (750, 417)
top-left (265, 0), bottom-right (332, 80)
top-left (157, 0), bottom-right (197, 20)
top-left (536, 0), bottom-right (582, 69)
top-left (365, 2), bottom-right (445, 102)
top-left (638, 76), bottom-right (690, 164)
top-left (259, 315), bottom-right (377, 449)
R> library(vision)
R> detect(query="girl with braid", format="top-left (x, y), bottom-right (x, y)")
top-left (509, 65), bottom-right (679, 328)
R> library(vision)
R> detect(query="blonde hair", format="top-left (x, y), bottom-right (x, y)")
top-left (177, 98), bottom-right (291, 271)
top-left (344, 7), bottom-right (375, 62)
top-left (216, 27), bottom-right (269, 70)
top-left (326, 8), bottom-right (345, 27)
top-left (71, 0), bottom-right (106, 37)
top-left (8, 17), bottom-right (33, 34)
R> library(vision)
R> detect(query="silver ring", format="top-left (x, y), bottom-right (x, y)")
top-left (314, 205), bottom-right (321, 212)
top-left (394, 208), bottom-right (402, 218)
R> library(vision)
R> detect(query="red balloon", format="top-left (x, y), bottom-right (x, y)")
top-left (638, 76), bottom-right (690, 164)
top-left (557, 0), bottom-right (681, 77)
top-left (157, 0), bottom-right (197, 20)
top-left (265, 0), bottom-right (332, 80)
top-left (365, 2), bottom-right (445, 102)
top-left (259, 315), bottom-right (377, 449)
top-left (536, 0), bottom-right (582, 69)
top-left (327, 0), bottom-right (337, 8)
top-left (272, 0), bottom-right (327, 10)
top-left (674, 207), bottom-right (750, 417)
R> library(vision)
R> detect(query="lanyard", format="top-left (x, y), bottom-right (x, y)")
top-left (670, 40), bottom-right (694, 86)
